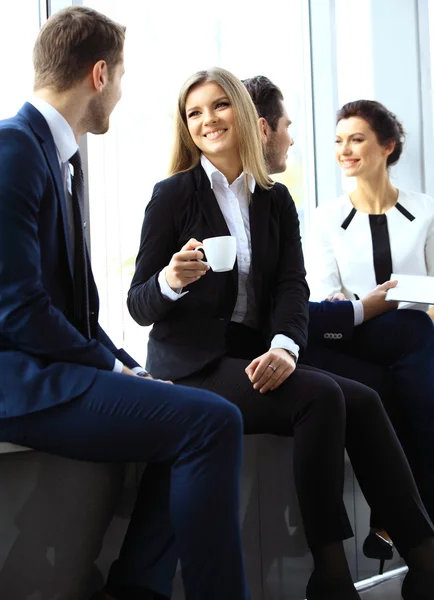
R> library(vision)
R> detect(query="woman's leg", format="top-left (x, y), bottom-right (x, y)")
top-left (179, 359), bottom-right (363, 598)
top-left (301, 365), bottom-right (434, 553)
top-left (179, 358), bottom-right (354, 546)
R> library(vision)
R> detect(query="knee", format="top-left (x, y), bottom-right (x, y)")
top-left (294, 375), bottom-right (346, 421)
top-left (202, 391), bottom-right (243, 438)
top-left (393, 309), bottom-right (433, 348)
top-left (349, 383), bottom-right (384, 419)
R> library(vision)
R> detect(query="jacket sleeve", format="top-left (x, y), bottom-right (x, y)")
top-left (127, 182), bottom-right (182, 326)
top-left (306, 205), bottom-right (343, 300)
top-left (97, 325), bottom-right (140, 369)
top-left (308, 300), bottom-right (355, 341)
top-left (271, 186), bottom-right (309, 353)
top-left (0, 127), bottom-right (116, 370)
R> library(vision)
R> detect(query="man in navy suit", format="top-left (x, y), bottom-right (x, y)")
top-left (243, 75), bottom-right (434, 526)
top-left (0, 7), bottom-right (250, 600)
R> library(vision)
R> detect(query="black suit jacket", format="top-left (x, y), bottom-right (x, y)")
top-left (128, 164), bottom-right (309, 380)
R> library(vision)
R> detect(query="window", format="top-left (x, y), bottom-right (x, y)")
top-left (0, 0), bottom-right (40, 119)
top-left (85, 0), bottom-right (314, 365)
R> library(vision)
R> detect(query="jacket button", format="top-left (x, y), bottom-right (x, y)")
top-left (337, 333), bottom-right (343, 339)
top-left (324, 333), bottom-right (330, 339)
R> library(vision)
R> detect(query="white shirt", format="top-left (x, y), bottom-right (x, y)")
top-left (307, 190), bottom-right (434, 313)
top-left (28, 98), bottom-right (131, 374)
top-left (159, 155), bottom-right (300, 360)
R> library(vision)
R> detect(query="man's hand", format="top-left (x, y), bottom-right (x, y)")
top-left (122, 366), bottom-right (138, 376)
top-left (165, 238), bottom-right (209, 290)
top-left (245, 348), bottom-right (296, 394)
top-left (361, 280), bottom-right (399, 321)
top-left (121, 366), bottom-right (172, 384)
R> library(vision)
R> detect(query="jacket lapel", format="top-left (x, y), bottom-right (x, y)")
top-left (193, 164), bottom-right (238, 289)
top-left (18, 103), bottom-right (74, 279)
top-left (249, 185), bottom-right (270, 302)
top-left (194, 165), bottom-right (231, 237)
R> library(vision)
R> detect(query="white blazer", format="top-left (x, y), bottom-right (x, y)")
top-left (307, 190), bottom-right (434, 309)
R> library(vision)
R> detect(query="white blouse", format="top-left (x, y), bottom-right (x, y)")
top-left (306, 190), bottom-right (434, 310)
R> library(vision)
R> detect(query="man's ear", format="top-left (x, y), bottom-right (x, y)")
top-left (91, 60), bottom-right (109, 92)
top-left (258, 117), bottom-right (271, 144)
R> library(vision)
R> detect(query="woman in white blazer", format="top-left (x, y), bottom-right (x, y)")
top-left (307, 99), bottom-right (434, 572)
top-left (307, 100), bottom-right (434, 313)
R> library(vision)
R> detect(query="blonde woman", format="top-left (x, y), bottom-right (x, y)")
top-left (128, 68), bottom-right (434, 600)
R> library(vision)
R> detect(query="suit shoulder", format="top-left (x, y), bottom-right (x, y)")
top-left (312, 194), bottom-right (350, 224)
top-left (399, 189), bottom-right (434, 216)
top-left (153, 169), bottom-right (196, 197)
top-left (269, 182), bottom-right (295, 206)
top-left (0, 115), bottom-right (41, 156)
top-left (145, 169), bottom-right (197, 223)
top-left (0, 116), bottom-right (45, 182)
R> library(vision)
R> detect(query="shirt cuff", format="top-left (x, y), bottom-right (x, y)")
top-left (352, 300), bottom-right (364, 326)
top-left (113, 358), bottom-right (123, 373)
top-left (270, 334), bottom-right (299, 361)
top-left (158, 267), bottom-right (189, 301)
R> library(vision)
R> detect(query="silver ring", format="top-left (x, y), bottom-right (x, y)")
top-left (267, 364), bottom-right (277, 372)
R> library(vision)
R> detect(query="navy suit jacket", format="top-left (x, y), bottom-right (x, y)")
top-left (308, 299), bottom-right (355, 342)
top-left (0, 103), bottom-right (138, 417)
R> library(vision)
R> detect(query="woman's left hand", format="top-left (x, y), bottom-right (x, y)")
top-left (245, 348), bottom-right (296, 394)
top-left (326, 292), bottom-right (346, 301)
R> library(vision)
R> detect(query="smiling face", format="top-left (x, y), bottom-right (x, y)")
top-left (335, 116), bottom-right (394, 179)
top-left (185, 81), bottom-right (240, 163)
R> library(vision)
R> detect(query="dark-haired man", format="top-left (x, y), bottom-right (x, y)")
top-left (0, 7), bottom-right (250, 600)
top-left (243, 74), bottom-right (434, 525)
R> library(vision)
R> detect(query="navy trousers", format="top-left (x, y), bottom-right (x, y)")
top-left (0, 371), bottom-right (250, 600)
top-left (305, 308), bottom-right (434, 524)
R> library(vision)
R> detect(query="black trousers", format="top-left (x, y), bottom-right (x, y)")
top-left (178, 323), bottom-right (433, 554)
top-left (305, 309), bottom-right (434, 526)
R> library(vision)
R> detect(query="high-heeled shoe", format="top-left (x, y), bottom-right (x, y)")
top-left (363, 531), bottom-right (394, 575)
top-left (306, 571), bottom-right (361, 600)
top-left (401, 570), bottom-right (434, 600)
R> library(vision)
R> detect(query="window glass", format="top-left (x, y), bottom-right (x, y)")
top-left (85, 0), bottom-right (313, 365)
top-left (0, 0), bottom-right (40, 119)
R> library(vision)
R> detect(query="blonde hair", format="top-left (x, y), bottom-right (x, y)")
top-left (169, 67), bottom-right (273, 190)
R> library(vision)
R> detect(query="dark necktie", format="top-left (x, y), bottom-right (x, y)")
top-left (69, 150), bottom-right (91, 339)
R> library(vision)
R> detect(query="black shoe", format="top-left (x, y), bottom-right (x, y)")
top-left (91, 586), bottom-right (168, 600)
top-left (363, 532), bottom-right (394, 575)
top-left (306, 571), bottom-right (361, 600)
top-left (401, 570), bottom-right (434, 600)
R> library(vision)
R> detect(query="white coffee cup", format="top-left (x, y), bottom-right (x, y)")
top-left (197, 236), bottom-right (237, 273)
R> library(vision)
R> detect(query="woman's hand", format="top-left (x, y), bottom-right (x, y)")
top-left (165, 238), bottom-right (209, 290)
top-left (326, 292), bottom-right (347, 301)
top-left (245, 348), bottom-right (296, 394)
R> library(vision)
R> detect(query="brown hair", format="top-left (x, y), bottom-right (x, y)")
top-left (242, 75), bottom-right (284, 131)
top-left (33, 6), bottom-right (125, 92)
top-left (337, 100), bottom-right (405, 167)
top-left (169, 67), bottom-right (273, 191)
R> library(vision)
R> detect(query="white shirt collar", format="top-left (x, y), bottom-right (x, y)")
top-left (29, 98), bottom-right (78, 164)
top-left (200, 154), bottom-right (255, 194)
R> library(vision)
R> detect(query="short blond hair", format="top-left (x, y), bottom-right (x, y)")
top-left (169, 67), bottom-right (273, 191)
top-left (33, 6), bottom-right (125, 92)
